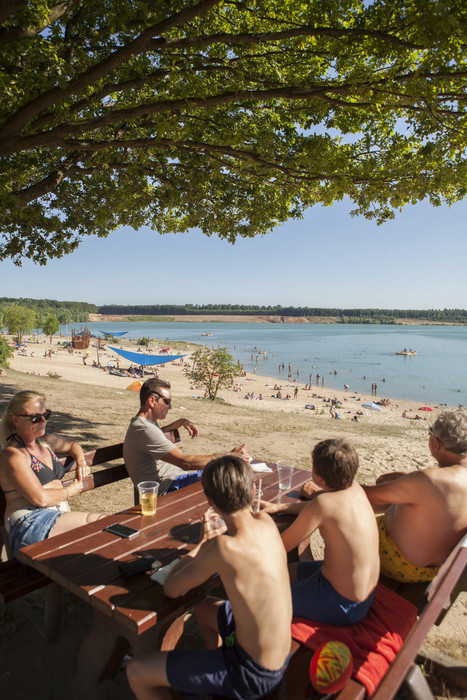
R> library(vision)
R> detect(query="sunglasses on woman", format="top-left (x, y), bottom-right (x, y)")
top-left (17, 409), bottom-right (52, 423)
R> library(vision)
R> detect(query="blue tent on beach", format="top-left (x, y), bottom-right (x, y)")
top-left (99, 330), bottom-right (128, 337)
top-left (107, 346), bottom-right (184, 366)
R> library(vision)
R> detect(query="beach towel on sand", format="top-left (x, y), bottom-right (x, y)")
top-left (291, 583), bottom-right (417, 696)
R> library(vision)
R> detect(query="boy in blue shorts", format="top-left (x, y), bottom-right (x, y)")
top-left (127, 456), bottom-right (292, 699)
top-left (263, 439), bottom-right (380, 626)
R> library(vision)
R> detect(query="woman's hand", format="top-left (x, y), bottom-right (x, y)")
top-left (76, 460), bottom-right (90, 481)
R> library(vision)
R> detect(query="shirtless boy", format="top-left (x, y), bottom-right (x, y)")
top-left (362, 409), bottom-right (467, 583)
top-left (263, 439), bottom-right (379, 626)
top-left (126, 456), bottom-right (292, 700)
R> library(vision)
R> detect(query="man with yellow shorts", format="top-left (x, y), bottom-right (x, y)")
top-left (376, 515), bottom-right (439, 583)
top-left (362, 410), bottom-right (467, 584)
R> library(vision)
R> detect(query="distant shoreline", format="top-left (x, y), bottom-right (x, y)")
top-left (88, 313), bottom-right (464, 326)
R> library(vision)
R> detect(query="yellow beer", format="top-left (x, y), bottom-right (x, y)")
top-left (140, 491), bottom-right (157, 516)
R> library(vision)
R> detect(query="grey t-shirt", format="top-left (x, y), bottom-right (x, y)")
top-left (123, 415), bottom-right (185, 494)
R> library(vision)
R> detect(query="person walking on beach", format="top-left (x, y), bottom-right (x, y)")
top-left (262, 439), bottom-right (379, 625)
top-left (127, 456), bottom-right (292, 699)
top-left (361, 409), bottom-right (467, 582)
top-left (123, 378), bottom-right (249, 494)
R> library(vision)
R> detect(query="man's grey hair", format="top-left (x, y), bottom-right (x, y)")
top-left (431, 410), bottom-right (467, 454)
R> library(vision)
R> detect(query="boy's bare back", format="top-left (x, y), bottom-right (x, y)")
top-left (215, 509), bottom-right (292, 670)
top-left (281, 482), bottom-right (379, 601)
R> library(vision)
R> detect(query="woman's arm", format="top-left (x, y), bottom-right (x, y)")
top-left (43, 433), bottom-right (90, 479)
top-left (0, 446), bottom-right (83, 507)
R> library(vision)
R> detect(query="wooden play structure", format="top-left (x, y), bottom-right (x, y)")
top-left (71, 326), bottom-right (91, 350)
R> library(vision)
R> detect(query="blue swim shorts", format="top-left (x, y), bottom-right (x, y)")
top-left (167, 470), bottom-right (204, 493)
top-left (9, 507), bottom-right (62, 559)
top-left (166, 601), bottom-right (288, 700)
top-left (292, 560), bottom-right (374, 626)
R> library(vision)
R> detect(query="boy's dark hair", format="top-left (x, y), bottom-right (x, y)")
top-left (201, 455), bottom-right (253, 514)
top-left (139, 378), bottom-right (171, 406)
top-left (312, 439), bottom-right (359, 490)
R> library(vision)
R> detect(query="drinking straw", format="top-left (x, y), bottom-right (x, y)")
top-left (256, 478), bottom-right (262, 512)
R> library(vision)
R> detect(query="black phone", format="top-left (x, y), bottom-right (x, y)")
top-left (105, 523), bottom-right (139, 539)
top-left (118, 557), bottom-right (161, 577)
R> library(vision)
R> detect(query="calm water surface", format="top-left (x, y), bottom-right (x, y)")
top-left (64, 322), bottom-right (467, 407)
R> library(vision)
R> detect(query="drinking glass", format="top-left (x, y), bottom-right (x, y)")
top-left (137, 481), bottom-right (159, 516)
top-left (276, 460), bottom-right (295, 491)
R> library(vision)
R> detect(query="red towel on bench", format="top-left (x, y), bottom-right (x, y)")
top-left (291, 583), bottom-right (418, 696)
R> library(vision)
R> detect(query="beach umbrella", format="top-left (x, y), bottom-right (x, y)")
top-left (362, 402), bottom-right (383, 412)
top-left (126, 380), bottom-right (144, 391)
top-left (418, 407), bottom-right (434, 411)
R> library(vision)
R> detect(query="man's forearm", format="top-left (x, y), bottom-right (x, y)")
top-left (174, 451), bottom-right (225, 470)
top-left (362, 485), bottom-right (390, 513)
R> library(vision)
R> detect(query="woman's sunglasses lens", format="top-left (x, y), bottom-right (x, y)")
top-left (31, 410), bottom-right (52, 423)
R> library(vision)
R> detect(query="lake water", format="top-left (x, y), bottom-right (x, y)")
top-left (64, 322), bottom-right (467, 406)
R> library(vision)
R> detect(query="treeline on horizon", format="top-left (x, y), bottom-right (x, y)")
top-left (98, 305), bottom-right (467, 324)
top-left (0, 297), bottom-right (97, 325)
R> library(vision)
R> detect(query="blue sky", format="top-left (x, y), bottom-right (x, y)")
top-left (1, 196), bottom-right (466, 309)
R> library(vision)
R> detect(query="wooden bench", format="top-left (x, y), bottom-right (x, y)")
top-left (258, 535), bottom-right (467, 700)
top-left (0, 442), bottom-right (130, 639)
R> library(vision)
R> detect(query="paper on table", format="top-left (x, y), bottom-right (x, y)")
top-left (250, 462), bottom-right (272, 472)
top-left (150, 558), bottom-right (180, 586)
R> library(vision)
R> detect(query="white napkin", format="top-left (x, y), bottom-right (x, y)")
top-left (250, 462), bottom-right (273, 473)
top-left (150, 558), bottom-right (180, 585)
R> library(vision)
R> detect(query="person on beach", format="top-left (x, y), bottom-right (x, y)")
top-left (361, 409), bottom-right (467, 583)
top-left (0, 390), bottom-right (104, 559)
top-left (262, 439), bottom-right (379, 625)
top-left (126, 455), bottom-right (292, 700)
top-left (123, 378), bottom-right (249, 494)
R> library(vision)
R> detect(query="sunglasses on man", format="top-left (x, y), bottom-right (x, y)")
top-left (150, 392), bottom-right (171, 407)
top-left (17, 409), bottom-right (52, 424)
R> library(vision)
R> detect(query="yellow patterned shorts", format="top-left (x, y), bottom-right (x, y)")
top-left (377, 516), bottom-right (440, 583)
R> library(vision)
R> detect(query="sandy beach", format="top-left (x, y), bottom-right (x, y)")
top-left (0, 333), bottom-right (466, 698)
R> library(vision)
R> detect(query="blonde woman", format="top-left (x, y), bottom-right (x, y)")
top-left (0, 390), bottom-right (104, 558)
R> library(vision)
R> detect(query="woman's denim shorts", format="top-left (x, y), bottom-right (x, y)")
top-left (9, 508), bottom-right (62, 558)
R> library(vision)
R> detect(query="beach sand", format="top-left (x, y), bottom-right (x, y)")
top-left (0, 334), bottom-right (465, 698)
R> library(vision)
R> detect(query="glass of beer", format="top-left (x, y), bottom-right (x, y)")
top-left (137, 481), bottom-right (159, 516)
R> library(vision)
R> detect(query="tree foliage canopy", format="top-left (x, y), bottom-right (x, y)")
top-left (3, 303), bottom-right (36, 341)
top-left (42, 312), bottom-right (60, 339)
top-left (185, 346), bottom-right (241, 399)
top-left (1, 0), bottom-right (466, 264)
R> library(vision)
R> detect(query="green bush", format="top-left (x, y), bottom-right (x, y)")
top-left (0, 336), bottom-right (14, 368)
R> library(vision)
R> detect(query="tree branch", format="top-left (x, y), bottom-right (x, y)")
top-left (1, 0), bottom-right (222, 138)
top-left (0, 1), bottom-right (81, 45)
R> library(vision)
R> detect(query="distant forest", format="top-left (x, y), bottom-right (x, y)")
top-left (0, 297), bottom-right (97, 326)
top-left (98, 305), bottom-right (467, 324)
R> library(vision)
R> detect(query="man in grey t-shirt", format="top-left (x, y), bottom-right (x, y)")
top-left (123, 378), bottom-right (249, 494)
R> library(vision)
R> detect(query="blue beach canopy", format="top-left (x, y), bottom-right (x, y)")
top-left (108, 346), bottom-right (184, 366)
top-left (361, 402), bottom-right (383, 412)
top-left (99, 330), bottom-right (128, 337)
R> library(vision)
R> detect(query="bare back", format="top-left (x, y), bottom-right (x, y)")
top-left (217, 511), bottom-right (292, 670)
top-left (282, 482), bottom-right (380, 601)
top-left (317, 482), bottom-right (380, 600)
top-left (384, 466), bottom-right (467, 566)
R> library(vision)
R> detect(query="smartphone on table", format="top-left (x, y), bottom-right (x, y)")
top-left (105, 523), bottom-right (139, 539)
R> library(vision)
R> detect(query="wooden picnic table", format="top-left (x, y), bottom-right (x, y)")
top-left (17, 464), bottom-right (312, 700)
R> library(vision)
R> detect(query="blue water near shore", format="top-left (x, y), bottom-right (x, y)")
top-left (64, 322), bottom-right (467, 407)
